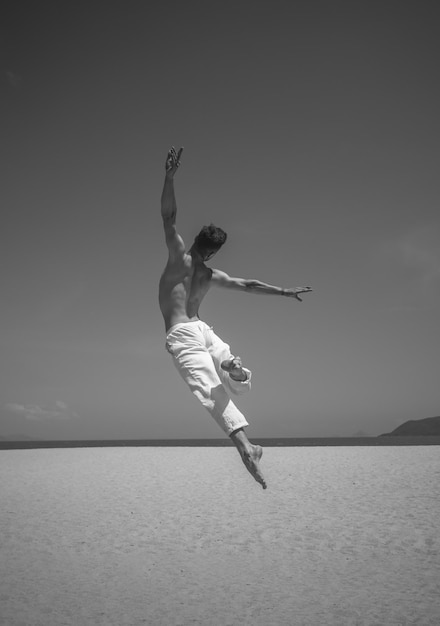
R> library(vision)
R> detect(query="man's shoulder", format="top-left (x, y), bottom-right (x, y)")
top-left (210, 268), bottom-right (227, 282)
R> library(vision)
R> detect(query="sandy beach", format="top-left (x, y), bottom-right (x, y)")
top-left (1, 446), bottom-right (439, 625)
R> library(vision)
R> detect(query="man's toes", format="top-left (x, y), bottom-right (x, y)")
top-left (221, 357), bottom-right (241, 372)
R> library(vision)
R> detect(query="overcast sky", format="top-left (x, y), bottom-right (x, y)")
top-left (1, 1), bottom-right (439, 440)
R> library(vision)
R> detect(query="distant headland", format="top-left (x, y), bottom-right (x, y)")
top-left (380, 415), bottom-right (440, 437)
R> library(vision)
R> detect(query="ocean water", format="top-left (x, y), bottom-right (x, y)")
top-left (2, 435), bottom-right (440, 449)
top-left (1, 446), bottom-right (439, 625)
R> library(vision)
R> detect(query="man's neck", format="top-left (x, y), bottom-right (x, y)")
top-left (190, 247), bottom-right (207, 265)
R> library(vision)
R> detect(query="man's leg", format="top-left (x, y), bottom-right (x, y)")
top-left (167, 337), bottom-right (249, 436)
top-left (172, 349), bottom-right (267, 488)
top-left (168, 323), bottom-right (265, 488)
top-left (230, 428), bottom-right (267, 490)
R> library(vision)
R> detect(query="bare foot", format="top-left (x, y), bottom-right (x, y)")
top-left (240, 445), bottom-right (267, 489)
top-left (221, 356), bottom-right (248, 381)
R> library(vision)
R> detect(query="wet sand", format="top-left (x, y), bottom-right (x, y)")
top-left (1, 446), bottom-right (439, 625)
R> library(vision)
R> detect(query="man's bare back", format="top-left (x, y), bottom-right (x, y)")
top-left (159, 252), bottom-right (212, 332)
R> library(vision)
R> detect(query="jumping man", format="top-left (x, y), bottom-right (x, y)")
top-left (159, 147), bottom-right (312, 489)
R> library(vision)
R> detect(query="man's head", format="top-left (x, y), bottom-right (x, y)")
top-left (193, 223), bottom-right (227, 261)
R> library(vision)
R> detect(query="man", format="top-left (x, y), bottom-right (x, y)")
top-left (159, 147), bottom-right (312, 489)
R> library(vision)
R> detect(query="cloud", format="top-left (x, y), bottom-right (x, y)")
top-left (5, 401), bottom-right (78, 421)
top-left (5, 70), bottom-right (23, 88)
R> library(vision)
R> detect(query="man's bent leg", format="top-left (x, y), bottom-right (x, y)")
top-left (230, 428), bottom-right (267, 489)
top-left (169, 344), bottom-right (249, 435)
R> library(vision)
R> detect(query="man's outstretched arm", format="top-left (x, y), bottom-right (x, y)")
top-left (161, 146), bottom-right (185, 256)
top-left (211, 269), bottom-right (312, 302)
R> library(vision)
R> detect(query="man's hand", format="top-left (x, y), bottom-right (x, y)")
top-left (283, 286), bottom-right (313, 302)
top-left (165, 146), bottom-right (184, 178)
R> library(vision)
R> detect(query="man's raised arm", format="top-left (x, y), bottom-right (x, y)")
top-left (161, 146), bottom-right (183, 223)
top-left (161, 146), bottom-right (185, 257)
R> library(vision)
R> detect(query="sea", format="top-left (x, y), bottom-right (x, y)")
top-left (1, 436), bottom-right (440, 449)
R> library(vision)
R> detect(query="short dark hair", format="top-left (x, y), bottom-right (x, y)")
top-left (194, 223), bottom-right (227, 251)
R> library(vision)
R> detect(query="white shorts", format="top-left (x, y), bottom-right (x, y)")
top-left (165, 320), bottom-right (251, 435)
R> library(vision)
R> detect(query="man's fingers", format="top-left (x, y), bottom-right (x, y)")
top-left (175, 147), bottom-right (184, 167)
top-left (168, 146), bottom-right (183, 167)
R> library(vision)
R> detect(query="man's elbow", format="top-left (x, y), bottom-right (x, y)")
top-left (162, 210), bottom-right (176, 223)
top-left (226, 277), bottom-right (249, 291)
top-left (243, 279), bottom-right (258, 291)
top-left (218, 275), bottom-right (250, 291)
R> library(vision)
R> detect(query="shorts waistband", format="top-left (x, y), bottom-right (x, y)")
top-left (166, 319), bottom-right (208, 338)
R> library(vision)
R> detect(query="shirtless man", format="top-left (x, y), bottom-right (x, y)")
top-left (159, 147), bottom-right (312, 489)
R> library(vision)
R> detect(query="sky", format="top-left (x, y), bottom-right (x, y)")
top-left (1, 0), bottom-right (439, 440)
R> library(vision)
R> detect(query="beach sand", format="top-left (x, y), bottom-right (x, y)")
top-left (1, 446), bottom-right (439, 625)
